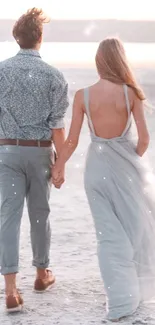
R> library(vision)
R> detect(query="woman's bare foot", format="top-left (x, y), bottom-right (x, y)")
top-left (110, 316), bottom-right (126, 322)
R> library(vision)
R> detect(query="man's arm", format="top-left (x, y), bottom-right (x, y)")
top-left (48, 70), bottom-right (69, 157)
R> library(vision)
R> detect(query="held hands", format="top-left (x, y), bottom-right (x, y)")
top-left (52, 164), bottom-right (65, 189)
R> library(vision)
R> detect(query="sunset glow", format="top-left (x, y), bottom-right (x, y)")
top-left (0, 0), bottom-right (155, 20)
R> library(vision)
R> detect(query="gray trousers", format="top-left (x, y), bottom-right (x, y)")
top-left (0, 145), bottom-right (51, 275)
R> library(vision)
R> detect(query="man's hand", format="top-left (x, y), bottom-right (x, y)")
top-left (52, 165), bottom-right (65, 189)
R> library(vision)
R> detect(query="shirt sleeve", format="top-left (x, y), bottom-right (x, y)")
top-left (48, 71), bottom-right (69, 129)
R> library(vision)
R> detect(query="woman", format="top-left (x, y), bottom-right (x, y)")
top-left (52, 38), bottom-right (155, 321)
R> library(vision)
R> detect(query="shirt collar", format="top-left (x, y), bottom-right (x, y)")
top-left (17, 49), bottom-right (41, 58)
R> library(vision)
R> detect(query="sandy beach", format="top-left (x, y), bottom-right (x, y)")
top-left (1, 67), bottom-right (155, 324)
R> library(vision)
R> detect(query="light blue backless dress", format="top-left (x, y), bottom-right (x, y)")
top-left (84, 85), bottom-right (155, 320)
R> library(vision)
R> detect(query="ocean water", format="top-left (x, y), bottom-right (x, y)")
top-left (1, 41), bottom-right (155, 67)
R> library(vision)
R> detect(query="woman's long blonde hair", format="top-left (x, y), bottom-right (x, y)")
top-left (95, 37), bottom-right (145, 101)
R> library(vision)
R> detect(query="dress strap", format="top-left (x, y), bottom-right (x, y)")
top-left (123, 84), bottom-right (130, 116)
top-left (122, 84), bottom-right (131, 136)
top-left (83, 88), bottom-right (96, 135)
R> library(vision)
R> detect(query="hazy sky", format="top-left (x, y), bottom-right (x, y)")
top-left (1, 0), bottom-right (155, 20)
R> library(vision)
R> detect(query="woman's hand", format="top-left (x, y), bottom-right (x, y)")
top-left (52, 165), bottom-right (65, 188)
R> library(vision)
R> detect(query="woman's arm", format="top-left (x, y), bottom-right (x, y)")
top-left (52, 128), bottom-right (65, 157)
top-left (132, 93), bottom-right (150, 156)
top-left (53, 89), bottom-right (84, 186)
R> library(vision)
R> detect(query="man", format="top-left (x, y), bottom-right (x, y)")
top-left (0, 8), bottom-right (68, 312)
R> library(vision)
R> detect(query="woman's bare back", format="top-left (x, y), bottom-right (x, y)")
top-left (84, 80), bottom-right (133, 139)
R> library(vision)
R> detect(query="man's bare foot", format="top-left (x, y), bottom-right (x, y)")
top-left (34, 269), bottom-right (55, 292)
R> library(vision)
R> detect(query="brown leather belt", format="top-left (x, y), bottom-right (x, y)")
top-left (0, 139), bottom-right (52, 147)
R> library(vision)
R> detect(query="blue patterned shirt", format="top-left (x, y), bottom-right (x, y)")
top-left (0, 49), bottom-right (69, 140)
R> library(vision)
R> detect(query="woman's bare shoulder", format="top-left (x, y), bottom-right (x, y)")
top-left (127, 86), bottom-right (135, 97)
top-left (73, 89), bottom-right (85, 110)
top-left (74, 88), bottom-right (84, 102)
top-left (74, 84), bottom-right (98, 101)
top-left (127, 86), bottom-right (136, 109)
